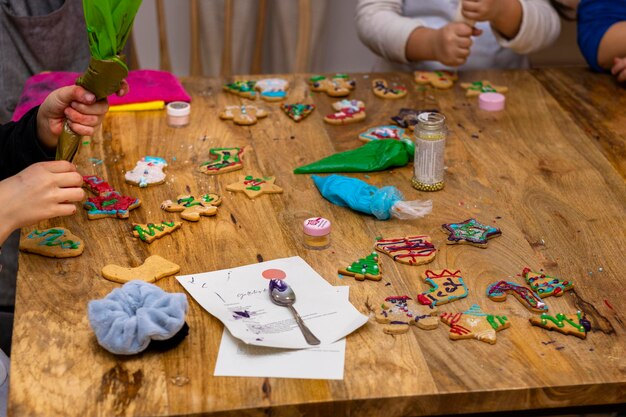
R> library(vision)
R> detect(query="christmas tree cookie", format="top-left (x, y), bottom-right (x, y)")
top-left (529, 311), bottom-right (591, 339)
top-left (132, 221), bottom-right (182, 243)
top-left (281, 103), bottom-right (315, 122)
top-left (522, 268), bottom-right (573, 298)
top-left (338, 252), bottom-right (382, 281)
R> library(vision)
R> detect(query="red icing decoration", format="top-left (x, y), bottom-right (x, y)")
top-left (83, 175), bottom-right (114, 196)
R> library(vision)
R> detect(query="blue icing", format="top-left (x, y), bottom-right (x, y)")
top-left (262, 91), bottom-right (286, 98)
top-left (144, 156), bottom-right (167, 165)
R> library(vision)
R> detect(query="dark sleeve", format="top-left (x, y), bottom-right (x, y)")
top-left (577, 0), bottom-right (626, 73)
top-left (0, 106), bottom-right (55, 180)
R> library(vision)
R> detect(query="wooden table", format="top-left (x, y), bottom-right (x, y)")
top-left (9, 68), bottom-right (626, 416)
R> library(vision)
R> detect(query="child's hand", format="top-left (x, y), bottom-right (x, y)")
top-left (36, 84), bottom-right (123, 150)
top-left (0, 161), bottom-right (84, 242)
top-left (461, 0), bottom-right (505, 22)
top-left (611, 57), bottom-right (626, 83)
top-left (434, 22), bottom-right (482, 67)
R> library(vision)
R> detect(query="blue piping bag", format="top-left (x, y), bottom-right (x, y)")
top-left (312, 174), bottom-right (432, 220)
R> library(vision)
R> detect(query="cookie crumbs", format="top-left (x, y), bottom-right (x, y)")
top-left (471, 134), bottom-right (479, 139)
top-left (598, 267), bottom-right (604, 272)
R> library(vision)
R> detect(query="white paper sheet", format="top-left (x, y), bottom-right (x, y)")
top-left (176, 256), bottom-right (368, 349)
top-left (213, 287), bottom-right (350, 380)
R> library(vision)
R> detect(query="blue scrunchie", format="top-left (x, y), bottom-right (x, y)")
top-left (312, 174), bottom-right (403, 220)
top-left (88, 280), bottom-right (188, 355)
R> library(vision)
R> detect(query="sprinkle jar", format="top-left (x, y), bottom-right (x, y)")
top-left (166, 101), bottom-right (191, 128)
top-left (411, 112), bottom-right (447, 192)
top-left (303, 217), bottom-right (331, 250)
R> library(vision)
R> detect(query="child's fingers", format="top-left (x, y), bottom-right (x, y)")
top-left (618, 69), bottom-right (626, 83)
top-left (57, 85), bottom-right (96, 106)
top-left (64, 107), bottom-right (102, 127)
top-left (116, 80), bottom-right (130, 97)
top-left (472, 27), bottom-right (483, 37)
top-left (611, 58), bottom-right (626, 76)
top-left (55, 187), bottom-right (85, 203)
top-left (39, 160), bottom-right (77, 174)
top-left (70, 99), bottom-right (109, 116)
top-left (457, 36), bottom-right (472, 49)
top-left (54, 172), bottom-right (84, 188)
top-left (50, 203), bottom-right (79, 219)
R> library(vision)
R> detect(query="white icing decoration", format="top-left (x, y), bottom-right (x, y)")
top-left (125, 156), bottom-right (168, 188)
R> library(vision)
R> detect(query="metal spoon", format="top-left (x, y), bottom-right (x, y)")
top-left (269, 279), bottom-right (321, 345)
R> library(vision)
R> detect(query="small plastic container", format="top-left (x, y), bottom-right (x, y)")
top-left (479, 92), bottom-right (506, 112)
top-left (166, 101), bottom-right (191, 128)
top-left (303, 217), bottom-right (331, 250)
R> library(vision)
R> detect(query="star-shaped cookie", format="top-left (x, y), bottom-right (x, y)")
top-left (375, 296), bottom-right (439, 334)
top-left (281, 103), bottom-right (315, 122)
top-left (161, 194), bottom-right (222, 221)
top-left (226, 175), bottom-right (283, 199)
top-left (84, 191), bottom-right (141, 220)
top-left (460, 80), bottom-right (508, 97)
top-left (440, 304), bottom-right (510, 344)
top-left (441, 218), bottom-right (502, 248)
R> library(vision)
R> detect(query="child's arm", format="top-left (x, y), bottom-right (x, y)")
top-left (0, 161), bottom-right (84, 245)
top-left (356, 0), bottom-right (481, 66)
top-left (463, 0), bottom-right (561, 54)
top-left (597, 22), bottom-right (626, 70)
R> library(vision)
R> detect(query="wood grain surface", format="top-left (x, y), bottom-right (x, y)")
top-left (9, 69), bottom-right (626, 417)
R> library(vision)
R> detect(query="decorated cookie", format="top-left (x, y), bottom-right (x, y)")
top-left (441, 218), bottom-right (502, 248)
top-left (101, 255), bottom-right (180, 284)
top-left (223, 80), bottom-right (256, 99)
top-left (529, 311), bottom-right (590, 339)
top-left (418, 269), bottom-right (468, 306)
top-left (255, 78), bottom-right (289, 101)
top-left (522, 268), bottom-right (573, 298)
top-left (324, 99), bottom-right (366, 125)
top-left (282, 103), bottom-right (315, 122)
top-left (309, 74), bottom-right (356, 97)
top-left (198, 147), bottom-right (244, 175)
top-left (391, 108), bottom-right (438, 131)
top-left (19, 228), bottom-right (84, 258)
top-left (413, 70), bottom-right (458, 89)
top-left (372, 79), bottom-right (408, 99)
top-left (375, 296), bottom-right (439, 334)
top-left (460, 80), bottom-right (508, 97)
top-left (225, 175), bottom-right (283, 199)
top-left (374, 235), bottom-right (436, 266)
top-left (486, 280), bottom-right (548, 313)
top-left (84, 191), bottom-right (141, 220)
top-left (338, 252), bottom-right (382, 281)
top-left (358, 125), bottom-right (411, 144)
top-left (440, 304), bottom-right (510, 344)
top-left (83, 175), bottom-right (114, 195)
top-left (125, 156), bottom-right (168, 188)
top-left (161, 194), bottom-right (222, 221)
top-left (219, 104), bottom-right (268, 126)
top-left (132, 221), bottom-right (182, 243)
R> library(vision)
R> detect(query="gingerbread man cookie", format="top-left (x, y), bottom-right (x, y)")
top-left (198, 147), bottom-right (244, 175)
top-left (441, 218), bottom-right (502, 248)
top-left (309, 74), bottom-right (356, 97)
top-left (338, 252), bottom-right (382, 282)
top-left (522, 268), bottom-right (573, 298)
top-left (255, 78), bottom-right (289, 101)
top-left (486, 280), bottom-right (548, 313)
top-left (82, 175), bottom-right (141, 220)
top-left (282, 103), bottom-right (315, 122)
top-left (375, 296), bottom-right (439, 334)
top-left (372, 79), bottom-right (408, 99)
top-left (101, 255), bottom-right (180, 284)
top-left (418, 269), bottom-right (468, 307)
top-left (440, 304), bottom-right (510, 344)
top-left (219, 104), bottom-right (268, 126)
top-left (460, 80), bottom-right (508, 97)
top-left (374, 235), bottom-right (436, 266)
top-left (223, 80), bottom-right (256, 99)
top-left (161, 194), bottom-right (222, 221)
top-left (529, 311), bottom-right (591, 339)
top-left (125, 156), bottom-right (168, 188)
top-left (413, 70), bottom-right (458, 89)
top-left (225, 175), bottom-right (283, 199)
top-left (324, 99), bottom-right (366, 125)
top-left (358, 125), bottom-right (411, 144)
top-left (19, 228), bottom-right (84, 258)
top-left (132, 221), bottom-right (182, 243)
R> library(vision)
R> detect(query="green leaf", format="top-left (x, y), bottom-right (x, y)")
top-left (83, 0), bottom-right (142, 60)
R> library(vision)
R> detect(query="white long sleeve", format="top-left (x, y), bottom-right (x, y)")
top-left (492, 0), bottom-right (561, 54)
top-left (355, 0), bottom-right (424, 64)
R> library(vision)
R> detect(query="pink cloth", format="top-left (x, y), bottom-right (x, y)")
top-left (12, 69), bottom-right (191, 121)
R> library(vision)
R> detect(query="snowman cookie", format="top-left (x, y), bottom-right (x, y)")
top-left (125, 156), bottom-right (168, 188)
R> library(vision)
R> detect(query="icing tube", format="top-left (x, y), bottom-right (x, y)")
top-left (312, 174), bottom-right (432, 221)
